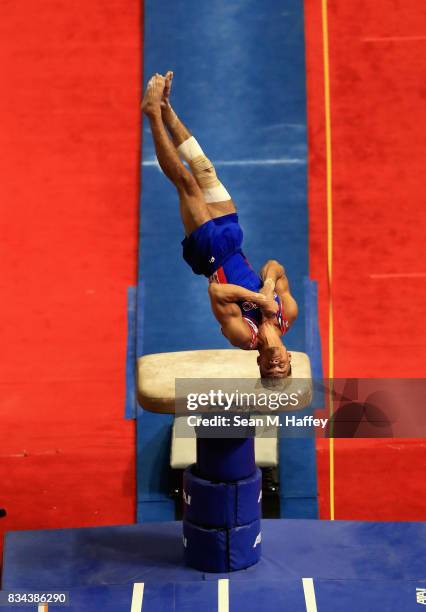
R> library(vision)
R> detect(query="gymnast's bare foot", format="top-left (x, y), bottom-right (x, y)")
top-left (161, 70), bottom-right (173, 109)
top-left (142, 74), bottom-right (165, 116)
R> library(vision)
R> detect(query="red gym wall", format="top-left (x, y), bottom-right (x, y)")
top-left (1, 0), bottom-right (425, 566)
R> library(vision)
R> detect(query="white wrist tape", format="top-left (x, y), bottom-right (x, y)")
top-left (177, 136), bottom-right (231, 203)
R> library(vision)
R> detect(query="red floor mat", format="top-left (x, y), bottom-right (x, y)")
top-left (305, 0), bottom-right (426, 519)
top-left (0, 0), bottom-right (141, 563)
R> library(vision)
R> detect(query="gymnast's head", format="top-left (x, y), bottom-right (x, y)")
top-left (257, 343), bottom-right (292, 379)
top-left (251, 298), bottom-right (292, 378)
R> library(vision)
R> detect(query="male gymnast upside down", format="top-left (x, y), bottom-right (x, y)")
top-left (142, 72), bottom-right (298, 378)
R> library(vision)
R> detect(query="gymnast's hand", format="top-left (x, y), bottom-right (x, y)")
top-left (259, 295), bottom-right (279, 320)
top-left (260, 277), bottom-right (275, 299)
top-left (258, 279), bottom-right (277, 319)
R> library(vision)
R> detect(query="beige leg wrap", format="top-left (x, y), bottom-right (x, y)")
top-left (177, 136), bottom-right (231, 203)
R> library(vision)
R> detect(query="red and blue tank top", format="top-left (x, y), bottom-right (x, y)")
top-left (209, 251), bottom-right (289, 349)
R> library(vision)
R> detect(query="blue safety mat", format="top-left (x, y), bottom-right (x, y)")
top-left (3, 519), bottom-right (426, 590)
top-left (2, 579), bottom-right (426, 611)
top-left (124, 287), bottom-right (137, 419)
top-left (136, 0), bottom-right (316, 522)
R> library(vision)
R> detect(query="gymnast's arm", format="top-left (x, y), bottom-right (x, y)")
top-left (207, 283), bottom-right (263, 347)
top-left (208, 282), bottom-right (268, 306)
top-left (260, 259), bottom-right (286, 290)
top-left (260, 259), bottom-right (298, 323)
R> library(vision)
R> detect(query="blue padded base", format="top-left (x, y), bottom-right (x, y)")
top-left (183, 466), bottom-right (261, 528)
top-left (3, 519), bottom-right (426, 589)
top-left (183, 518), bottom-right (261, 573)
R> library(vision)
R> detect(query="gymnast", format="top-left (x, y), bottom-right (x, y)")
top-left (142, 72), bottom-right (298, 378)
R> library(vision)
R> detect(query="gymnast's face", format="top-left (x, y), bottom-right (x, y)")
top-left (257, 345), bottom-right (291, 378)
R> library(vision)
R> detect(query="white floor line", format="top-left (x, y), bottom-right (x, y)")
top-left (302, 578), bottom-right (318, 612)
top-left (218, 579), bottom-right (229, 612)
top-left (130, 583), bottom-right (144, 612)
top-left (363, 36), bottom-right (426, 42)
top-left (262, 122), bottom-right (305, 130)
top-left (142, 158), bottom-right (306, 167)
top-left (216, 159), bottom-right (306, 166)
top-left (369, 272), bottom-right (426, 279)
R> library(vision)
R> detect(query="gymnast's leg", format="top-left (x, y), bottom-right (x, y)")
top-left (141, 74), bottom-right (211, 236)
top-left (161, 71), bottom-right (237, 219)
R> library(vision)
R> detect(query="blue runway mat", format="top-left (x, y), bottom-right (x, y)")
top-left (3, 519), bottom-right (426, 588)
top-left (136, 0), bottom-right (317, 522)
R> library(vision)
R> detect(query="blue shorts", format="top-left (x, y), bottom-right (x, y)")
top-left (182, 213), bottom-right (243, 277)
